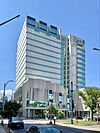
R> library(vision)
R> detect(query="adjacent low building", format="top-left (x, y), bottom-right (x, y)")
top-left (14, 78), bottom-right (66, 118)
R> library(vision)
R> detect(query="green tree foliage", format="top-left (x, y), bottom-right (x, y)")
top-left (1, 100), bottom-right (22, 118)
top-left (78, 86), bottom-right (100, 121)
top-left (44, 105), bottom-right (65, 119)
top-left (33, 101), bottom-right (47, 107)
top-left (48, 105), bottom-right (57, 117)
top-left (57, 109), bottom-right (65, 118)
top-left (43, 105), bottom-right (57, 118)
top-left (43, 110), bottom-right (49, 117)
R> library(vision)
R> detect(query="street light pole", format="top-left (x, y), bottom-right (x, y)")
top-left (70, 82), bottom-right (73, 124)
top-left (93, 48), bottom-right (100, 51)
top-left (1, 80), bottom-right (13, 125)
top-left (0, 15), bottom-right (20, 26)
top-left (49, 96), bottom-right (53, 124)
top-left (93, 47), bottom-right (100, 122)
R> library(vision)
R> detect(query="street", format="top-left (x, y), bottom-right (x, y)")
top-left (2, 119), bottom-right (100, 133)
top-left (12, 124), bottom-right (100, 133)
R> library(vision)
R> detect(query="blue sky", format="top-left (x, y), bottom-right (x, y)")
top-left (0, 0), bottom-right (99, 98)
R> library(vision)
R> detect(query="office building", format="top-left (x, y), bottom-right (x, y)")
top-left (14, 16), bottom-right (85, 118)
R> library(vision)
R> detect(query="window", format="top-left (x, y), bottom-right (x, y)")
top-left (39, 21), bottom-right (47, 32)
top-left (27, 16), bottom-right (36, 21)
top-left (77, 48), bottom-right (85, 53)
top-left (59, 93), bottom-right (62, 103)
top-left (26, 100), bottom-right (29, 107)
top-left (77, 76), bottom-right (85, 80)
top-left (77, 57), bottom-right (85, 62)
top-left (77, 52), bottom-right (85, 58)
top-left (77, 62), bottom-right (85, 67)
top-left (27, 16), bottom-right (36, 27)
top-left (77, 71), bottom-right (85, 76)
top-left (77, 81), bottom-right (85, 85)
top-left (77, 67), bottom-right (85, 71)
top-left (39, 20), bottom-right (47, 26)
top-left (48, 90), bottom-right (53, 100)
top-left (50, 25), bottom-right (57, 35)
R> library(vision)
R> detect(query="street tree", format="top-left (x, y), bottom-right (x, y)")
top-left (78, 86), bottom-right (100, 121)
top-left (48, 105), bottom-right (57, 117)
top-left (1, 100), bottom-right (22, 118)
top-left (57, 109), bottom-right (65, 118)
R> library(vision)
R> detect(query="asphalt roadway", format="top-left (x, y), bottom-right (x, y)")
top-left (1, 119), bottom-right (100, 133)
top-left (12, 124), bottom-right (100, 133)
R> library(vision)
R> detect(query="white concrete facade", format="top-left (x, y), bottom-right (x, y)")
top-left (67, 35), bottom-right (85, 91)
top-left (14, 78), bottom-right (66, 118)
top-left (15, 16), bottom-right (86, 118)
top-left (66, 35), bottom-right (85, 113)
top-left (16, 17), bottom-right (62, 90)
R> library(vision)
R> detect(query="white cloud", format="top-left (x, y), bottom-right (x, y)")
top-left (0, 89), bottom-right (13, 95)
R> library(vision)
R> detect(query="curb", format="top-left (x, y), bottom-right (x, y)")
top-left (1, 125), bottom-right (14, 133)
top-left (56, 122), bottom-right (100, 132)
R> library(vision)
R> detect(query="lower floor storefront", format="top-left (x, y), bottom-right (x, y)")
top-left (20, 107), bottom-right (90, 120)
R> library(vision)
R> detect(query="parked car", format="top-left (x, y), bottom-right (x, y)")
top-left (25, 125), bottom-right (62, 133)
top-left (8, 117), bottom-right (24, 129)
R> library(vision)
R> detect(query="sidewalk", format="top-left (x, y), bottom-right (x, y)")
top-left (0, 125), bottom-right (14, 133)
top-left (0, 126), bottom-right (6, 133)
top-left (56, 121), bottom-right (100, 132)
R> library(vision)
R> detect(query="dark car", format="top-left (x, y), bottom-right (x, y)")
top-left (8, 117), bottom-right (24, 129)
top-left (25, 125), bottom-right (62, 133)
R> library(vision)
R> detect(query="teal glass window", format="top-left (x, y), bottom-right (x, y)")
top-left (67, 80), bottom-right (69, 84)
top-left (77, 52), bottom-right (85, 58)
top-left (56, 36), bottom-right (60, 40)
top-left (78, 85), bottom-right (85, 88)
top-left (48, 90), bottom-right (53, 100)
top-left (77, 67), bottom-right (85, 71)
top-left (27, 31), bottom-right (61, 45)
top-left (61, 80), bottom-right (64, 84)
top-left (26, 73), bottom-right (60, 81)
top-left (77, 81), bottom-right (85, 85)
top-left (77, 76), bottom-right (85, 80)
top-left (39, 20), bottom-right (47, 32)
top-left (77, 62), bottom-right (85, 67)
top-left (26, 67), bottom-right (61, 75)
top-left (77, 71), bottom-right (85, 76)
top-left (77, 48), bottom-right (85, 53)
top-left (27, 16), bottom-right (36, 27)
top-left (61, 65), bottom-right (64, 69)
top-left (67, 71), bottom-right (69, 74)
top-left (61, 37), bottom-right (66, 41)
top-left (50, 25), bottom-right (57, 33)
top-left (59, 93), bottom-right (62, 103)
top-left (77, 57), bottom-right (85, 62)
top-left (50, 25), bottom-right (57, 37)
